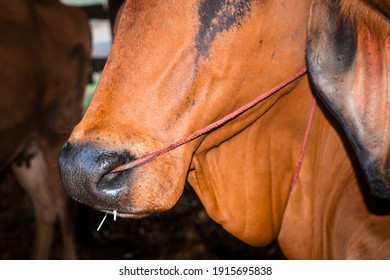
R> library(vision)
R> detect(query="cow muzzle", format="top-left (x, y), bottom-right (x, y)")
top-left (59, 142), bottom-right (137, 214)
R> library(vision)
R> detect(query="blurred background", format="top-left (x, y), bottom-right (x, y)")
top-left (0, 0), bottom-right (285, 260)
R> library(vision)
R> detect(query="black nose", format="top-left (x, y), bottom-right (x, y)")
top-left (59, 142), bottom-right (135, 209)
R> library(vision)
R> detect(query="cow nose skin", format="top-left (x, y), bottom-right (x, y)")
top-left (59, 142), bottom-right (135, 209)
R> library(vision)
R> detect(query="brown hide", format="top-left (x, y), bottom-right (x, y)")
top-left (59, 0), bottom-right (390, 259)
top-left (0, 0), bottom-right (91, 259)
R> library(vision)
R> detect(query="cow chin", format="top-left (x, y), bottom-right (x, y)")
top-left (59, 141), bottom-right (186, 217)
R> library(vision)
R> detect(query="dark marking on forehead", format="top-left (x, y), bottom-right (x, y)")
top-left (195, 0), bottom-right (251, 59)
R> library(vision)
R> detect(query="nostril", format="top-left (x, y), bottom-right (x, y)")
top-left (94, 150), bottom-right (132, 173)
top-left (96, 169), bottom-right (133, 196)
top-left (59, 141), bottom-right (136, 207)
top-left (60, 142), bottom-right (133, 176)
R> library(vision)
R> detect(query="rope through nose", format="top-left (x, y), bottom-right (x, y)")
top-left (110, 68), bottom-right (308, 173)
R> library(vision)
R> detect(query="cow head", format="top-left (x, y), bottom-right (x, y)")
top-left (59, 0), bottom-right (311, 245)
top-left (306, 0), bottom-right (390, 198)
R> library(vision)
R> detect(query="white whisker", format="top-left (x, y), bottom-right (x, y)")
top-left (97, 212), bottom-right (108, 231)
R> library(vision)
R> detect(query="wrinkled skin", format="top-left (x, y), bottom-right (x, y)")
top-left (59, 0), bottom-right (390, 259)
top-left (0, 0), bottom-right (91, 259)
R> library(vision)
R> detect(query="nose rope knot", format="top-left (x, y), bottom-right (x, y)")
top-left (110, 67), bottom-right (310, 174)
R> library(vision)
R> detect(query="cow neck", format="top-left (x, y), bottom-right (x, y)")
top-left (110, 67), bottom-right (315, 190)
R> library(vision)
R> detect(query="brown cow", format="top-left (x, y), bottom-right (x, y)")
top-left (0, 0), bottom-right (91, 259)
top-left (59, 0), bottom-right (390, 259)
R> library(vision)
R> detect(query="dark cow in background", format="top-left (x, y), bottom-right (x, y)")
top-left (0, 0), bottom-right (91, 259)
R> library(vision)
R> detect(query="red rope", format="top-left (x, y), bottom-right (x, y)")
top-left (290, 98), bottom-right (316, 190)
top-left (111, 68), bottom-right (308, 173)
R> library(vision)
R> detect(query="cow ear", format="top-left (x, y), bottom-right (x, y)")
top-left (306, 0), bottom-right (390, 198)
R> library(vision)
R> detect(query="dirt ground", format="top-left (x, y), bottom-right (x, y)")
top-left (0, 170), bottom-right (285, 260)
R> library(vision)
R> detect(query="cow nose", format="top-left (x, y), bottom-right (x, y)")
top-left (59, 142), bottom-right (134, 209)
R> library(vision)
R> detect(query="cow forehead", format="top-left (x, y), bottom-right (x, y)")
top-left (196, 0), bottom-right (252, 58)
top-left (122, 0), bottom-right (254, 61)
